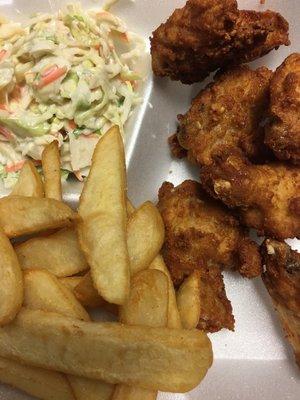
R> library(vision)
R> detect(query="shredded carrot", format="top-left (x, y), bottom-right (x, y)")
top-left (5, 160), bottom-right (25, 173)
top-left (0, 104), bottom-right (9, 112)
top-left (119, 32), bottom-right (129, 42)
top-left (37, 66), bottom-right (67, 89)
top-left (68, 120), bottom-right (76, 130)
top-left (0, 126), bottom-right (13, 140)
top-left (10, 85), bottom-right (22, 102)
top-left (0, 49), bottom-right (7, 61)
top-left (41, 64), bottom-right (58, 78)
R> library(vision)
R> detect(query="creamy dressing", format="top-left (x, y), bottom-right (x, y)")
top-left (0, 2), bottom-right (146, 186)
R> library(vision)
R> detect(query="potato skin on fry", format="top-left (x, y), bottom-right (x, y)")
top-left (0, 357), bottom-right (75, 400)
top-left (11, 160), bottom-right (44, 198)
top-left (0, 308), bottom-right (213, 393)
top-left (42, 141), bottom-right (62, 201)
top-left (15, 228), bottom-right (88, 277)
top-left (0, 196), bottom-right (77, 238)
top-left (0, 229), bottom-right (23, 326)
top-left (78, 126), bottom-right (130, 305)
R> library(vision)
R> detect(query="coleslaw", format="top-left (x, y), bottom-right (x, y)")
top-left (0, 2), bottom-right (146, 187)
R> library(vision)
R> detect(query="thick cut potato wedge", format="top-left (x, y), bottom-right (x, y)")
top-left (73, 272), bottom-right (118, 315)
top-left (67, 376), bottom-right (114, 400)
top-left (78, 126), bottom-right (127, 219)
top-left (73, 272), bottom-right (105, 308)
top-left (150, 255), bottom-right (182, 329)
top-left (115, 269), bottom-right (168, 400)
top-left (119, 269), bottom-right (168, 327)
top-left (42, 141), bottom-right (62, 201)
top-left (0, 357), bottom-right (74, 400)
top-left (177, 270), bottom-right (201, 329)
top-left (113, 386), bottom-right (157, 400)
top-left (126, 199), bottom-right (135, 216)
top-left (60, 277), bottom-right (83, 292)
top-left (11, 160), bottom-right (44, 197)
top-left (26, 268), bottom-right (114, 399)
top-left (0, 308), bottom-right (213, 393)
top-left (0, 229), bottom-right (23, 326)
top-left (0, 196), bottom-right (77, 238)
top-left (23, 269), bottom-right (90, 322)
top-left (78, 126), bottom-right (130, 305)
top-left (15, 228), bottom-right (88, 277)
top-left (127, 202), bottom-right (165, 275)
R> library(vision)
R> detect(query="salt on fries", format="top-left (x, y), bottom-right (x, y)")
top-left (0, 124), bottom-right (212, 399)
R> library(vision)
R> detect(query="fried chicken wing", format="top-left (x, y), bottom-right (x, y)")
top-left (197, 263), bottom-right (235, 332)
top-left (150, 0), bottom-right (289, 84)
top-left (261, 239), bottom-right (300, 368)
top-left (158, 180), bottom-right (262, 285)
top-left (176, 66), bottom-right (272, 165)
top-left (201, 150), bottom-right (300, 239)
top-left (265, 53), bottom-right (300, 164)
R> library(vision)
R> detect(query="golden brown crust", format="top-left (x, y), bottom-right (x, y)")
top-left (177, 66), bottom-right (272, 165)
top-left (197, 263), bottom-right (235, 332)
top-left (150, 0), bottom-right (289, 84)
top-left (201, 150), bottom-right (300, 239)
top-left (265, 53), bottom-right (300, 164)
top-left (157, 180), bottom-right (262, 284)
top-left (261, 239), bottom-right (300, 367)
top-left (168, 133), bottom-right (187, 159)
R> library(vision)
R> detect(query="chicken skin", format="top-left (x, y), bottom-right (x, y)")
top-left (265, 53), bottom-right (300, 164)
top-left (157, 180), bottom-right (262, 285)
top-left (201, 150), bottom-right (300, 239)
top-left (197, 263), bottom-right (235, 332)
top-left (262, 239), bottom-right (300, 368)
top-left (151, 0), bottom-right (289, 84)
top-left (176, 66), bottom-right (272, 166)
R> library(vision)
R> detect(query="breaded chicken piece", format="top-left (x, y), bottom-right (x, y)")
top-left (201, 150), bottom-right (300, 239)
top-left (262, 239), bottom-right (300, 368)
top-left (265, 53), bottom-right (300, 164)
top-left (157, 180), bottom-right (262, 285)
top-left (197, 263), bottom-right (235, 332)
top-left (150, 0), bottom-right (289, 84)
top-left (176, 66), bottom-right (272, 166)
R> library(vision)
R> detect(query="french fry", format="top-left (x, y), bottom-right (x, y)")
top-left (78, 126), bottom-right (130, 305)
top-left (150, 255), bottom-right (182, 329)
top-left (0, 308), bottom-right (213, 393)
top-left (0, 196), bottom-right (77, 238)
top-left (127, 202), bottom-right (165, 275)
top-left (119, 269), bottom-right (168, 327)
top-left (0, 357), bottom-right (75, 400)
top-left (113, 386), bottom-right (157, 400)
top-left (115, 269), bottom-right (169, 400)
top-left (0, 229), bottom-right (23, 326)
top-left (75, 202), bottom-right (165, 307)
top-left (23, 269), bottom-right (90, 322)
top-left (67, 375), bottom-right (114, 400)
top-left (73, 272), bottom-right (106, 308)
top-left (177, 270), bottom-right (201, 329)
top-left (42, 141), bottom-right (62, 201)
top-left (15, 228), bottom-right (88, 277)
top-left (11, 160), bottom-right (44, 197)
top-left (60, 276), bottom-right (83, 292)
top-left (126, 199), bottom-right (135, 216)
top-left (25, 268), bottom-right (114, 399)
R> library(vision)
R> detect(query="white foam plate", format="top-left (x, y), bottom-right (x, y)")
top-left (0, 0), bottom-right (299, 399)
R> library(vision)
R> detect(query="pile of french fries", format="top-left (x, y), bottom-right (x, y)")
top-left (0, 126), bottom-right (213, 400)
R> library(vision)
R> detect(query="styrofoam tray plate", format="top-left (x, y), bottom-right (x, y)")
top-left (0, 0), bottom-right (299, 399)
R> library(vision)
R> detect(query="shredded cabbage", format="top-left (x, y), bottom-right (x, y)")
top-left (0, 2), bottom-right (146, 186)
